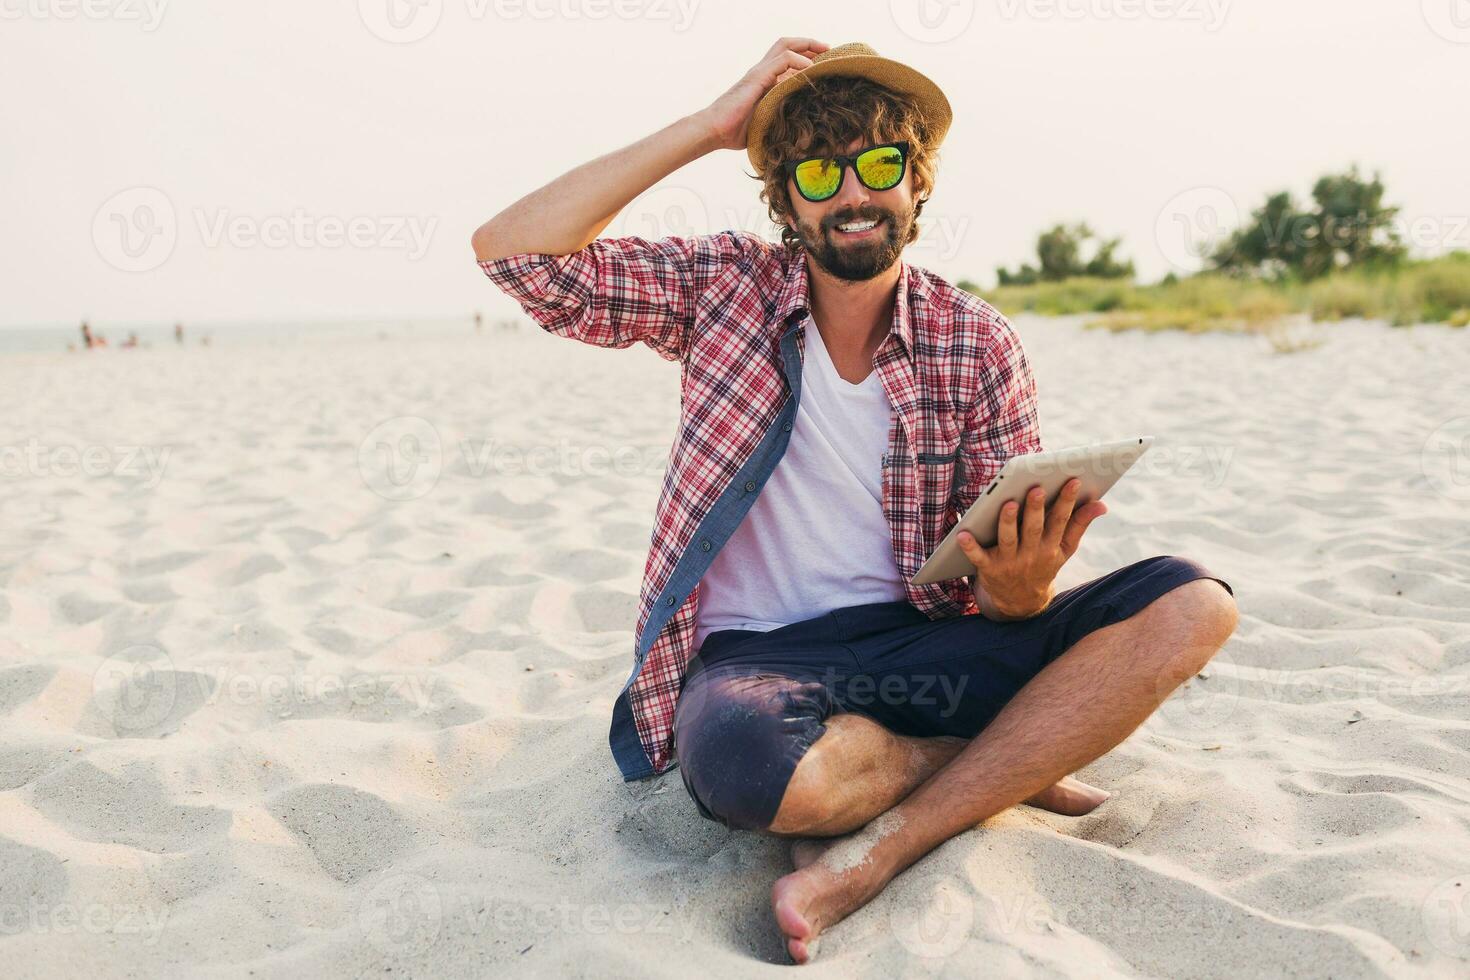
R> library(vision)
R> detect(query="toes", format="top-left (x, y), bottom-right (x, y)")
top-left (786, 935), bottom-right (820, 964)
top-left (1026, 778), bottom-right (1112, 816)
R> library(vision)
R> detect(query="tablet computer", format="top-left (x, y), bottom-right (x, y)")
top-left (911, 436), bottom-right (1154, 586)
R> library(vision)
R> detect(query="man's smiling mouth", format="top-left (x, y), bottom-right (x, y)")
top-left (833, 218), bottom-right (882, 237)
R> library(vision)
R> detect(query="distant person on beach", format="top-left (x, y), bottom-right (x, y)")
top-left (474, 311), bottom-right (483, 333)
top-left (473, 38), bottom-right (1238, 963)
top-left (175, 322), bottom-right (184, 345)
top-left (80, 321), bottom-right (102, 349)
top-left (121, 332), bottom-right (139, 349)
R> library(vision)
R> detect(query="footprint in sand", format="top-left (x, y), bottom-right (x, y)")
top-left (0, 837), bottom-right (69, 936)
top-left (268, 783), bottom-right (415, 884)
top-left (56, 592), bottom-right (117, 626)
top-left (0, 664), bottom-right (56, 716)
top-left (86, 646), bottom-right (215, 739)
top-left (30, 761), bottom-right (229, 854)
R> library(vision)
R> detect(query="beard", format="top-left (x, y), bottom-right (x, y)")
top-left (792, 203), bottom-right (912, 282)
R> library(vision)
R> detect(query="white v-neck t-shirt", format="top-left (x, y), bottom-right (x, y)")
top-left (693, 318), bottom-right (908, 650)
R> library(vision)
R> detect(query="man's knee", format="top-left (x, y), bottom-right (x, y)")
top-left (673, 671), bottom-right (833, 833)
top-left (767, 725), bottom-right (850, 836)
top-left (1152, 568), bottom-right (1238, 644)
top-left (1139, 565), bottom-right (1238, 678)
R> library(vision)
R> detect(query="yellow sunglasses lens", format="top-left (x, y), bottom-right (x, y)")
top-left (793, 158), bottom-right (842, 200)
top-left (856, 146), bottom-right (904, 190)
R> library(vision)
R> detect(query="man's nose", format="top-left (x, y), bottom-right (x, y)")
top-left (830, 164), bottom-right (871, 212)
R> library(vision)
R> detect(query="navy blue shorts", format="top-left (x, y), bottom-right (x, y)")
top-left (672, 555), bottom-right (1234, 832)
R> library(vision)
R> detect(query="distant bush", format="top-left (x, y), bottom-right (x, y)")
top-left (984, 277), bottom-right (1140, 316)
top-left (1417, 252), bottom-right (1470, 320)
top-left (996, 224), bottom-right (1134, 286)
top-left (1211, 166), bottom-right (1406, 280)
top-left (1300, 254), bottom-right (1470, 326)
top-left (968, 254), bottom-right (1470, 334)
top-left (977, 168), bottom-right (1465, 334)
top-left (1304, 276), bottom-right (1385, 321)
top-left (1083, 286), bottom-right (1291, 335)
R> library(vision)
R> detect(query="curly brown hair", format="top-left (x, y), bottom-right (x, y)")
top-left (753, 75), bottom-right (940, 252)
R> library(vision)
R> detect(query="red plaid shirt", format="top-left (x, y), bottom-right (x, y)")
top-left (478, 231), bottom-right (1042, 780)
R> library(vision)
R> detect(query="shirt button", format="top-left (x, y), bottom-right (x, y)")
top-left (782, 422), bottom-right (792, 432)
top-left (744, 480), bottom-right (757, 493)
top-left (665, 596), bottom-right (676, 606)
top-left (700, 540), bottom-right (711, 552)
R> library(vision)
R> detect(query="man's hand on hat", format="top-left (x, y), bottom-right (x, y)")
top-left (698, 37), bottom-right (828, 153)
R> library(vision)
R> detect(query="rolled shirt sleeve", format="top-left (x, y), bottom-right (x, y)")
top-left (477, 231), bottom-right (751, 362)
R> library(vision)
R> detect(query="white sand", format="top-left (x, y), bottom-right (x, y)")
top-left (1, 315), bottom-right (1468, 977)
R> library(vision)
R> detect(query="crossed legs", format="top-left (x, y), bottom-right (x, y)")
top-left (764, 718), bottom-right (1107, 840)
top-left (766, 576), bottom-right (1239, 962)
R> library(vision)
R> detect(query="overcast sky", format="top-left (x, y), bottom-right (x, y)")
top-left (3, 0), bottom-right (1466, 327)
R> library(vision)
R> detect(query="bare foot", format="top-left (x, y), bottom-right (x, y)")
top-left (773, 813), bottom-right (907, 963)
top-left (776, 775), bottom-right (1107, 961)
top-left (1025, 775), bottom-right (1111, 816)
top-left (773, 859), bottom-right (881, 964)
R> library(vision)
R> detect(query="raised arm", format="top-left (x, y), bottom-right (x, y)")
top-left (470, 37), bottom-right (829, 261)
top-left (470, 114), bottom-right (717, 262)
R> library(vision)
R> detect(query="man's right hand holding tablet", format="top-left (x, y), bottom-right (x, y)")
top-left (956, 477), bottom-right (1109, 622)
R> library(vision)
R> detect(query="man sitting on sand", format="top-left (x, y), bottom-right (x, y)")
top-left (473, 38), bottom-right (1238, 964)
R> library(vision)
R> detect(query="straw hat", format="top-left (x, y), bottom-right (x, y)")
top-left (745, 41), bottom-right (953, 174)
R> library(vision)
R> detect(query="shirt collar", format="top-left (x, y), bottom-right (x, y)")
top-left (772, 247), bottom-right (922, 355)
